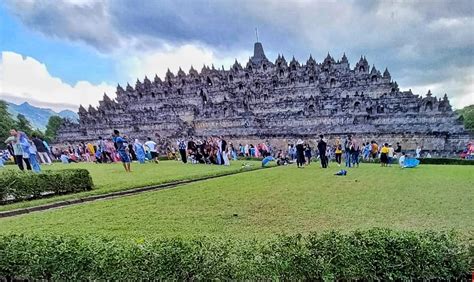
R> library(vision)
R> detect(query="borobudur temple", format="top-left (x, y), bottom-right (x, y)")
top-left (56, 42), bottom-right (471, 153)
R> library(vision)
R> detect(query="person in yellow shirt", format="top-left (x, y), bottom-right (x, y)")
top-left (334, 137), bottom-right (342, 166)
top-left (380, 143), bottom-right (389, 167)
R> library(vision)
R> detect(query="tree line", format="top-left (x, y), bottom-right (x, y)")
top-left (0, 100), bottom-right (62, 149)
top-left (455, 105), bottom-right (474, 133)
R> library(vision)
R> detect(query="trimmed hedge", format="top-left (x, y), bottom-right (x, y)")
top-left (0, 169), bottom-right (93, 204)
top-left (419, 157), bottom-right (474, 165)
top-left (360, 157), bottom-right (473, 165)
top-left (0, 229), bottom-right (470, 280)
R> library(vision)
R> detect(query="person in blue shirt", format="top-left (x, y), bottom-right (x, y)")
top-left (112, 129), bottom-right (131, 172)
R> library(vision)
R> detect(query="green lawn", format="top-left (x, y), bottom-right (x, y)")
top-left (1, 164), bottom-right (473, 240)
top-left (0, 160), bottom-right (260, 212)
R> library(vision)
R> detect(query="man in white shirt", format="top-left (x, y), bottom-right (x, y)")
top-left (145, 137), bottom-right (159, 163)
top-left (387, 144), bottom-right (395, 166)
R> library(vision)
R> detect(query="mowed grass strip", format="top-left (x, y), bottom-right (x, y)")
top-left (0, 164), bottom-right (472, 239)
top-left (0, 160), bottom-right (260, 212)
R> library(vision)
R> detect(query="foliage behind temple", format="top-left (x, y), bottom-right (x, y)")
top-left (455, 104), bottom-right (474, 133)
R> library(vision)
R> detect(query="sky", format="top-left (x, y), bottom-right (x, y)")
top-left (0, 0), bottom-right (473, 112)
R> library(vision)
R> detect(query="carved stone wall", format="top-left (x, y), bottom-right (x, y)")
top-left (56, 42), bottom-right (471, 153)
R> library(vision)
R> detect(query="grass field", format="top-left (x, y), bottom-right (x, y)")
top-left (1, 163), bottom-right (473, 240)
top-left (0, 160), bottom-right (260, 212)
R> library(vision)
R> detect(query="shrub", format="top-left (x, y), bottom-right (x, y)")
top-left (360, 157), bottom-right (473, 165)
top-left (0, 229), bottom-right (470, 280)
top-left (418, 158), bottom-right (474, 165)
top-left (0, 169), bottom-right (93, 204)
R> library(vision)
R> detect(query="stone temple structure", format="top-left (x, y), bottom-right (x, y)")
top-left (57, 42), bottom-right (471, 153)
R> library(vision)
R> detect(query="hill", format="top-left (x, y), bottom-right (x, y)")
top-left (7, 102), bottom-right (78, 130)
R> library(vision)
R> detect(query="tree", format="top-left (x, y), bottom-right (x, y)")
top-left (45, 115), bottom-right (63, 142)
top-left (30, 129), bottom-right (45, 140)
top-left (15, 114), bottom-right (33, 136)
top-left (455, 104), bottom-right (474, 133)
top-left (0, 100), bottom-right (16, 149)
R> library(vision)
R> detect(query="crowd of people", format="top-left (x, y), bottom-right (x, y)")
top-left (4, 126), bottom-right (460, 172)
top-left (270, 135), bottom-right (409, 169)
top-left (2, 129), bottom-right (46, 172)
top-left (2, 129), bottom-right (254, 172)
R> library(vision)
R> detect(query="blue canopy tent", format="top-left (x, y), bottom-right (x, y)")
top-left (403, 158), bottom-right (420, 168)
top-left (262, 156), bottom-right (274, 167)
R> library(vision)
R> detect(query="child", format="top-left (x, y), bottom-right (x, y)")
top-left (399, 152), bottom-right (406, 168)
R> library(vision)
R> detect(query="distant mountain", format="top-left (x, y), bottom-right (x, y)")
top-left (7, 102), bottom-right (78, 131)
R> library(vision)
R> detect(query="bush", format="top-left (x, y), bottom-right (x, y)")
top-left (0, 169), bottom-right (93, 204)
top-left (238, 156), bottom-right (263, 161)
top-left (360, 157), bottom-right (473, 165)
top-left (418, 158), bottom-right (474, 165)
top-left (0, 229), bottom-right (470, 280)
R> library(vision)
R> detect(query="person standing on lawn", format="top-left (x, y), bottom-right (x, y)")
top-left (370, 141), bottom-right (379, 161)
top-left (112, 130), bottom-right (131, 172)
top-left (145, 137), bottom-right (159, 163)
top-left (295, 139), bottom-right (305, 168)
top-left (134, 139), bottom-right (146, 164)
top-left (18, 131), bottom-right (39, 171)
top-left (32, 134), bottom-right (52, 165)
top-left (318, 135), bottom-right (328, 168)
top-left (395, 142), bottom-right (402, 158)
top-left (344, 135), bottom-right (352, 167)
top-left (97, 136), bottom-right (107, 163)
top-left (127, 138), bottom-right (137, 161)
top-left (388, 144), bottom-right (395, 166)
top-left (219, 136), bottom-right (228, 166)
top-left (304, 143), bottom-right (312, 165)
top-left (334, 137), bottom-right (342, 166)
top-left (416, 145), bottom-right (422, 158)
top-left (27, 138), bottom-right (41, 173)
top-left (4, 129), bottom-right (32, 171)
top-left (380, 143), bottom-right (389, 167)
top-left (350, 136), bottom-right (360, 168)
top-left (177, 138), bottom-right (187, 163)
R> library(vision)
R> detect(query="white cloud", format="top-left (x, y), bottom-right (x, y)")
top-left (0, 51), bottom-right (116, 111)
top-left (0, 45), bottom-right (250, 112)
top-left (119, 43), bottom-right (250, 82)
top-left (406, 66), bottom-right (474, 110)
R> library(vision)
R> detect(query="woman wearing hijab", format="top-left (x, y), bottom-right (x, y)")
top-left (134, 139), bottom-right (146, 164)
top-left (296, 139), bottom-right (305, 168)
top-left (27, 139), bottom-right (41, 173)
top-left (87, 143), bottom-right (96, 162)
